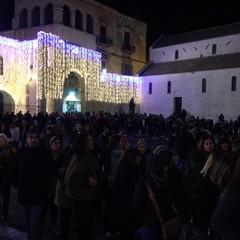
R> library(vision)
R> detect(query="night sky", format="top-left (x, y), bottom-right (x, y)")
top-left (1, 0), bottom-right (240, 47)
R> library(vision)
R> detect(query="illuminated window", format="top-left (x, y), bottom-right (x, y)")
top-left (44, 4), bottom-right (53, 25)
top-left (149, 82), bottom-right (152, 94)
top-left (75, 10), bottom-right (82, 30)
top-left (63, 5), bottom-right (71, 26)
top-left (19, 8), bottom-right (28, 28)
top-left (167, 81), bottom-right (171, 94)
top-left (0, 56), bottom-right (3, 75)
top-left (231, 76), bottom-right (237, 91)
top-left (202, 78), bottom-right (206, 93)
top-left (31, 6), bottom-right (40, 27)
top-left (86, 14), bottom-right (94, 34)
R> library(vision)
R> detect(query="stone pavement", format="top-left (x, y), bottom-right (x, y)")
top-left (0, 225), bottom-right (27, 240)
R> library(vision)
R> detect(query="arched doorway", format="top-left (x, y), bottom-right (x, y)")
top-left (62, 72), bottom-right (85, 113)
top-left (0, 90), bottom-right (15, 114)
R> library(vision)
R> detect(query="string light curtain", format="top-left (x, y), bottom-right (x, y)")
top-left (0, 31), bottom-right (140, 113)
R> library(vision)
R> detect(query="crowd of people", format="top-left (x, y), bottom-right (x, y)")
top-left (0, 110), bottom-right (240, 240)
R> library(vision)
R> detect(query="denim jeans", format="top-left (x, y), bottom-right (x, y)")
top-left (141, 226), bottom-right (163, 240)
top-left (21, 204), bottom-right (43, 240)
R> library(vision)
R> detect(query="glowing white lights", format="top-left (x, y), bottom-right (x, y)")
top-left (65, 91), bottom-right (78, 101)
top-left (0, 31), bottom-right (140, 113)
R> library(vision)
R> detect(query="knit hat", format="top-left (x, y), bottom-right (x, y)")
top-left (49, 136), bottom-right (62, 146)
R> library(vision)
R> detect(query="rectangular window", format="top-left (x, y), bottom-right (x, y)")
top-left (121, 64), bottom-right (133, 76)
top-left (100, 26), bottom-right (107, 42)
top-left (212, 44), bottom-right (217, 55)
top-left (202, 78), bottom-right (206, 93)
top-left (124, 32), bottom-right (130, 46)
top-left (149, 82), bottom-right (152, 94)
top-left (231, 77), bottom-right (237, 91)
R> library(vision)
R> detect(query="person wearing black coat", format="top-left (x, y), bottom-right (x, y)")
top-left (211, 156), bottom-right (240, 240)
top-left (13, 128), bottom-right (55, 240)
top-left (0, 133), bottom-right (15, 221)
top-left (111, 147), bottom-right (143, 240)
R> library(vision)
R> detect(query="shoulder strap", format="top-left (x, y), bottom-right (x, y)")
top-left (145, 181), bottom-right (164, 224)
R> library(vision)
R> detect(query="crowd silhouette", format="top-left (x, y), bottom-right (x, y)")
top-left (0, 110), bottom-right (240, 240)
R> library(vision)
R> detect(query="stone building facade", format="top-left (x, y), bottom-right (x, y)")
top-left (0, 0), bottom-right (145, 114)
top-left (2, 0), bottom-right (146, 76)
top-left (139, 22), bottom-right (240, 121)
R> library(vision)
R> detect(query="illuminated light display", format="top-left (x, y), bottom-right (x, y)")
top-left (0, 31), bottom-right (140, 113)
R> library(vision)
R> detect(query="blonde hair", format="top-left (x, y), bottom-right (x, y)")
top-left (136, 137), bottom-right (146, 147)
top-left (200, 151), bottom-right (231, 190)
top-left (0, 133), bottom-right (9, 145)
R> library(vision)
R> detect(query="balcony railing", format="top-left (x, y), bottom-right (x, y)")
top-left (96, 36), bottom-right (113, 46)
top-left (121, 44), bottom-right (135, 54)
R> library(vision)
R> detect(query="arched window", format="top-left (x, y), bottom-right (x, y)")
top-left (86, 14), bottom-right (93, 34)
top-left (202, 78), bottom-right (206, 93)
top-left (212, 44), bottom-right (217, 54)
top-left (167, 81), bottom-right (171, 94)
top-left (75, 10), bottom-right (82, 30)
top-left (149, 82), bottom-right (152, 94)
top-left (44, 4), bottom-right (53, 25)
top-left (0, 56), bottom-right (3, 75)
top-left (231, 76), bottom-right (237, 91)
top-left (63, 5), bottom-right (71, 27)
top-left (19, 8), bottom-right (28, 28)
top-left (175, 50), bottom-right (179, 60)
top-left (31, 6), bottom-right (40, 27)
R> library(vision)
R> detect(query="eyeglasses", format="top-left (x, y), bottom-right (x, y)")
top-left (53, 141), bottom-right (61, 144)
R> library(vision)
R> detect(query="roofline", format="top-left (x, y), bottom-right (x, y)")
top-left (136, 61), bottom-right (153, 76)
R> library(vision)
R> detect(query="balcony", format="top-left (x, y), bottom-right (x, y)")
top-left (121, 44), bottom-right (135, 54)
top-left (96, 36), bottom-right (113, 47)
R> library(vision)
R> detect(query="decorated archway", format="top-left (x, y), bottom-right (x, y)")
top-left (0, 90), bottom-right (15, 114)
top-left (62, 71), bottom-right (86, 113)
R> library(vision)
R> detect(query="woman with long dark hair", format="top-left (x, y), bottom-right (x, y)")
top-left (112, 147), bottom-right (143, 240)
top-left (64, 132), bottom-right (103, 240)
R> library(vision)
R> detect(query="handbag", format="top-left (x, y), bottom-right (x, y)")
top-left (145, 181), bottom-right (182, 240)
top-left (178, 222), bottom-right (212, 240)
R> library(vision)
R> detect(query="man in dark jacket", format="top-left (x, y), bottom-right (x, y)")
top-left (13, 128), bottom-right (55, 240)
